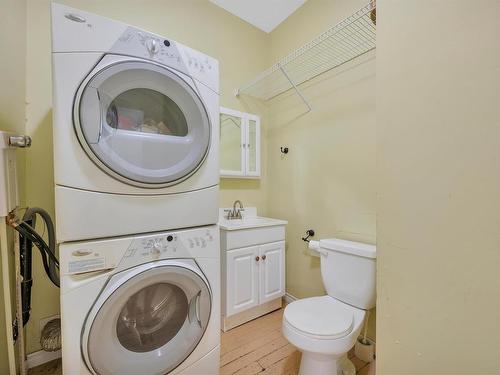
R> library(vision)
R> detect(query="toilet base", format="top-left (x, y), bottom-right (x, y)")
top-left (299, 352), bottom-right (355, 375)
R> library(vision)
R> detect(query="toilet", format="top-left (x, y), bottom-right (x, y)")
top-left (282, 239), bottom-right (376, 375)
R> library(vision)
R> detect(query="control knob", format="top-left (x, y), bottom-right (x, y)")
top-left (146, 38), bottom-right (160, 55)
top-left (151, 243), bottom-right (161, 256)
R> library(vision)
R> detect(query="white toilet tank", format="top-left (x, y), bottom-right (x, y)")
top-left (319, 239), bottom-right (376, 310)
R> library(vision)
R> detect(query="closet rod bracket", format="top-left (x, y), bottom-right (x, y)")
top-left (279, 65), bottom-right (312, 112)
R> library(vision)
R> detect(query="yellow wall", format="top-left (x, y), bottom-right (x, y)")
top-left (24, 0), bottom-right (269, 354)
top-left (0, 0), bottom-right (27, 372)
top-left (265, 0), bottom-right (377, 339)
top-left (6, 0), bottom-right (377, 360)
top-left (377, 1), bottom-right (500, 373)
top-left (0, 0), bottom-right (27, 203)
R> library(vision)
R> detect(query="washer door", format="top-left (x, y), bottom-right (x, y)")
top-left (75, 57), bottom-right (211, 188)
top-left (82, 260), bottom-right (211, 375)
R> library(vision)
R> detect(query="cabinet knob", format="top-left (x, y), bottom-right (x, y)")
top-left (262, 255), bottom-right (266, 260)
top-left (255, 256), bottom-right (260, 261)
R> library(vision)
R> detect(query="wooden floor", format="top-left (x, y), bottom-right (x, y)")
top-left (220, 308), bottom-right (375, 375)
top-left (29, 308), bottom-right (375, 375)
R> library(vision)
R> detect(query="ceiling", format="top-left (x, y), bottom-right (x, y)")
top-left (210, 0), bottom-right (307, 33)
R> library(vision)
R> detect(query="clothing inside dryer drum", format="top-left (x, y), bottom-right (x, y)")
top-left (116, 282), bottom-right (189, 353)
top-left (106, 88), bottom-right (188, 137)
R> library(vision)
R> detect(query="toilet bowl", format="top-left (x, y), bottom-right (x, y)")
top-left (282, 239), bottom-right (376, 374)
top-left (283, 296), bottom-right (365, 374)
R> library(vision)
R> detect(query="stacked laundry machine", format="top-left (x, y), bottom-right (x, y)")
top-left (51, 4), bottom-right (220, 374)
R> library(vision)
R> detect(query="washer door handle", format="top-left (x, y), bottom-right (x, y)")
top-left (188, 291), bottom-right (202, 328)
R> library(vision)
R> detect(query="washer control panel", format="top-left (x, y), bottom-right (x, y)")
top-left (118, 226), bottom-right (218, 270)
top-left (61, 226), bottom-right (219, 276)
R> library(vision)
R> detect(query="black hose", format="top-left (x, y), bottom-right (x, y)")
top-left (18, 223), bottom-right (59, 266)
top-left (23, 207), bottom-right (58, 283)
top-left (15, 223), bottom-right (59, 288)
top-left (20, 218), bottom-right (33, 326)
top-left (12, 207), bottom-right (59, 326)
top-left (14, 208), bottom-right (59, 288)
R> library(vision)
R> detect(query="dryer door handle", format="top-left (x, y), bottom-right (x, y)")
top-left (79, 87), bottom-right (103, 144)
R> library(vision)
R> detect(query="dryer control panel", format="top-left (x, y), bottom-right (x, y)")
top-left (60, 225), bottom-right (219, 276)
top-left (110, 27), bottom-right (219, 93)
top-left (111, 27), bottom-right (185, 72)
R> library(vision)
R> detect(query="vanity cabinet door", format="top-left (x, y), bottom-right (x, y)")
top-left (226, 246), bottom-right (260, 316)
top-left (259, 241), bottom-right (285, 304)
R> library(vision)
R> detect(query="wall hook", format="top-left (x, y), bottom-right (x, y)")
top-left (280, 147), bottom-right (289, 154)
top-left (301, 229), bottom-right (315, 242)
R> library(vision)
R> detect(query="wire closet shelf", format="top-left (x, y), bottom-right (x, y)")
top-left (236, 2), bottom-right (376, 105)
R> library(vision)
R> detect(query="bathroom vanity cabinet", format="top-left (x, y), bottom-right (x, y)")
top-left (219, 209), bottom-right (287, 331)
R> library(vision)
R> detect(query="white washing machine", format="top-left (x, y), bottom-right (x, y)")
top-left (51, 4), bottom-right (220, 242)
top-left (60, 225), bottom-right (220, 374)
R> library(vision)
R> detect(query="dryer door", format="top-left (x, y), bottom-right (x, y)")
top-left (75, 57), bottom-right (211, 188)
top-left (82, 260), bottom-right (212, 375)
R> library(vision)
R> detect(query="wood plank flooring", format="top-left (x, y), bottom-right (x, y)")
top-left (220, 308), bottom-right (375, 375)
top-left (29, 308), bottom-right (375, 375)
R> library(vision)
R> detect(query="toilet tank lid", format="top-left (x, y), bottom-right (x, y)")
top-left (320, 238), bottom-right (376, 259)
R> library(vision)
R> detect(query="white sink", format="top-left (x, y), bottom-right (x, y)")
top-left (219, 216), bottom-right (288, 231)
top-left (219, 207), bottom-right (287, 250)
top-left (219, 206), bottom-right (287, 231)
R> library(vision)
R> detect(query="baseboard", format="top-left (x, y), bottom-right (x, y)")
top-left (283, 292), bottom-right (298, 305)
top-left (26, 349), bottom-right (61, 369)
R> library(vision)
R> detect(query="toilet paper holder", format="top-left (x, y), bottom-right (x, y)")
top-left (301, 229), bottom-right (315, 242)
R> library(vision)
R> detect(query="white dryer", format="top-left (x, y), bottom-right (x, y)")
top-left (60, 225), bottom-right (220, 375)
top-left (51, 4), bottom-right (219, 242)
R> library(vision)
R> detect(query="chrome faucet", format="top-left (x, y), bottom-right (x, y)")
top-left (225, 200), bottom-right (245, 220)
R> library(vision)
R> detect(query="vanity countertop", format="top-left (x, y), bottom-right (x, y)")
top-left (218, 207), bottom-right (287, 231)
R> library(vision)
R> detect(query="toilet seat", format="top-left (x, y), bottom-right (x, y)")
top-left (283, 296), bottom-right (354, 340)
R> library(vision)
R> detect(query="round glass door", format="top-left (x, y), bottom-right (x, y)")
top-left (83, 263), bottom-right (211, 375)
top-left (75, 59), bottom-right (211, 188)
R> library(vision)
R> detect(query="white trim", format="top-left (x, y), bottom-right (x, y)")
top-left (220, 174), bottom-right (261, 180)
top-left (283, 292), bottom-right (298, 305)
top-left (220, 106), bottom-right (247, 119)
top-left (219, 107), bottom-right (261, 179)
top-left (245, 115), bottom-right (261, 177)
top-left (219, 169), bottom-right (245, 177)
top-left (26, 349), bottom-right (61, 369)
